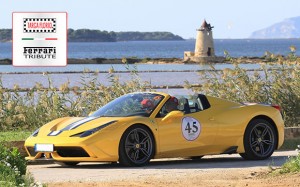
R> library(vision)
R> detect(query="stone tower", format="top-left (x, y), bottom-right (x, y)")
top-left (184, 20), bottom-right (223, 63)
top-left (194, 20), bottom-right (215, 57)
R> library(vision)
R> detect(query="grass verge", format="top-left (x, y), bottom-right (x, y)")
top-left (273, 148), bottom-right (300, 174)
top-left (279, 154), bottom-right (300, 174)
top-left (0, 131), bottom-right (31, 142)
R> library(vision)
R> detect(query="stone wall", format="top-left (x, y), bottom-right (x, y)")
top-left (284, 127), bottom-right (300, 140)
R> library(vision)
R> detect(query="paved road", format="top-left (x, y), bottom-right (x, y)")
top-left (27, 150), bottom-right (298, 184)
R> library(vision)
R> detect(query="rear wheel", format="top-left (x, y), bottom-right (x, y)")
top-left (119, 125), bottom-right (154, 167)
top-left (240, 119), bottom-right (277, 160)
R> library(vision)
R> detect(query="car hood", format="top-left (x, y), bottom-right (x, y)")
top-left (36, 116), bottom-right (122, 137)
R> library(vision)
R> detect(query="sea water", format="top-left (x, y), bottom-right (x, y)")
top-left (1, 39), bottom-right (300, 60)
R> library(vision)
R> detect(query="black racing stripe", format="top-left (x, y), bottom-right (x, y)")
top-left (61, 116), bottom-right (100, 131)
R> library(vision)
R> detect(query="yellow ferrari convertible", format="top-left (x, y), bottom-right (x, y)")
top-left (24, 92), bottom-right (284, 166)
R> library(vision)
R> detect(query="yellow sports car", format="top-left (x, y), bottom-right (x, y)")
top-left (24, 92), bottom-right (284, 166)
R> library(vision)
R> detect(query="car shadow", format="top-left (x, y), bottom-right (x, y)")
top-left (46, 154), bottom-right (290, 170)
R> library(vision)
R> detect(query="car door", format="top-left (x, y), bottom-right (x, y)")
top-left (155, 107), bottom-right (218, 158)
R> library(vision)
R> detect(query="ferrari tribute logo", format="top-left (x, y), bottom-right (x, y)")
top-left (181, 117), bottom-right (201, 141)
top-left (23, 47), bottom-right (56, 59)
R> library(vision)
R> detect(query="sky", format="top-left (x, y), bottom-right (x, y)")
top-left (1, 0), bottom-right (300, 39)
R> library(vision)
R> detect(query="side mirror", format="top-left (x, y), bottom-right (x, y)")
top-left (162, 110), bottom-right (184, 122)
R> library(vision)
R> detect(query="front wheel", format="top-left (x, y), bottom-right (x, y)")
top-left (119, 125), bottom-right (155, 167)
top-left (240, 119), bottom-right (277, 160)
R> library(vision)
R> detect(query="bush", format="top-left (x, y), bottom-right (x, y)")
top-left (0, 63), bottom-right (147, 131)
top-left (277, 146), bottom-right (300, 174)
top-left (185, 53), bottom-right (300, 127)
top-left (0, 56), bottom-right (299, 131)
top-left (279, 154), bottom-right (300, 173)
top-left (0, 144), bottom-right (40, 186)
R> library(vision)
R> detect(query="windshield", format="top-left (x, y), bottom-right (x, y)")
top-left (91, 93), bottom-right (164, 117)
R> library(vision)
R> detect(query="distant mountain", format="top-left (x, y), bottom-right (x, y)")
top-left (249, 16), bottom-right (300, 39)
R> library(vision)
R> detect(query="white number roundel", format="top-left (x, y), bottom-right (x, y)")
top-left (181, 117), bottom-right (201, 141)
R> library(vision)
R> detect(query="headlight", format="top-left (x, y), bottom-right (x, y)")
top-left (31, 128), bottom-right (40, 137)
top-left (71, 120), bottom-right (117, 138)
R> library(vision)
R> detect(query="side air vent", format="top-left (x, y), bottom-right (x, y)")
top-left (55, 147), bottom-right (90, 157)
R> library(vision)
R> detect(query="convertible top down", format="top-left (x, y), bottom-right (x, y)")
top-left (25, 92), bottom-right (284, 166)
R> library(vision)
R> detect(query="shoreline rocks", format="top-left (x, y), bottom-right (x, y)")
top-left (0, 56), bottom-right (294, 65)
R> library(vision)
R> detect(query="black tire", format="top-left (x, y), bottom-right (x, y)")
top-left (240, 119), bottom-right (277, 160)
top-left (57, 162), bottom-right (79, 166)
top-left (119, 125), bottom-right (155, 167)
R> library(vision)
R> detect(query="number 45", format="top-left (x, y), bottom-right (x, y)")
top-left (185, 121), bottom-right (198, 133)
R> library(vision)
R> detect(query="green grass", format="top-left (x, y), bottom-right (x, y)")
top-left (276, 154), bottom-right (300, 174)
top-left (272, 141), bottom-right (300, 175)
top-left (0, 131), bottom-right (31, 142)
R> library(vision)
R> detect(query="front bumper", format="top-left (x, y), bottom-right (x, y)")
top-left (24, 136), bottom-right (119, 162)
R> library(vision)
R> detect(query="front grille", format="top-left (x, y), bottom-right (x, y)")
top-left (26, 147), bottom-right (36, 156)
top-left (55, 147), bottom-right (90, 157)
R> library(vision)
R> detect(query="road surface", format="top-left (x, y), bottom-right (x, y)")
top-left (27, 150), bottom-right (299, 187)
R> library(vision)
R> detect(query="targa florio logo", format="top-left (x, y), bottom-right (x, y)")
top-left (23, 18), bottom-right (56, 33)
